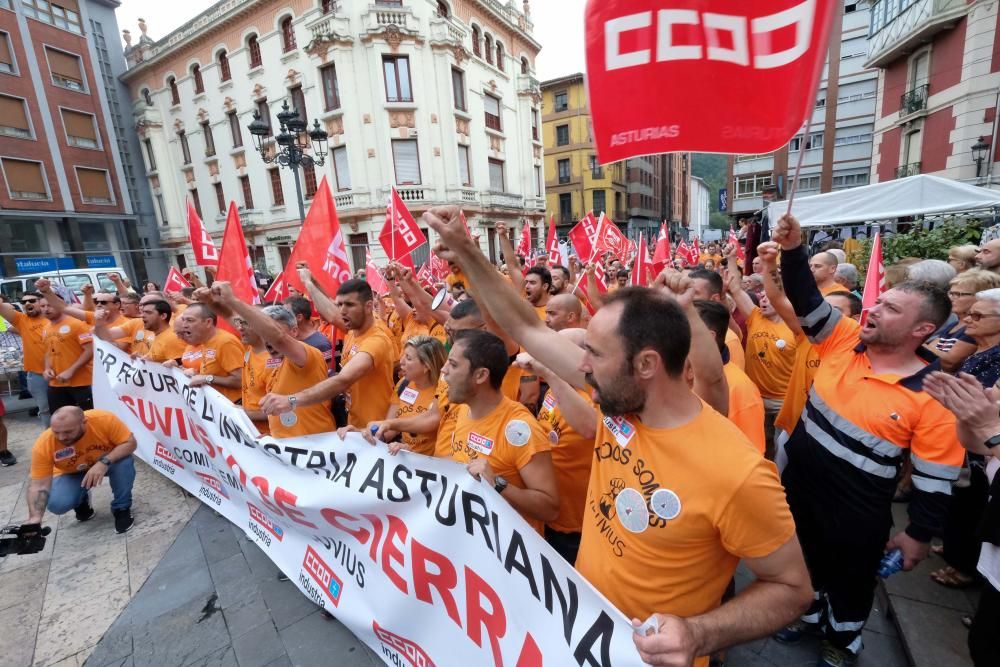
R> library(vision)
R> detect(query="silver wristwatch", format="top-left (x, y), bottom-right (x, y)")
top-left (288, 395), bottom-right (299, 411)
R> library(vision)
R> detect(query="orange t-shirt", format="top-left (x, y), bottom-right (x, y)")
top-left (43, 316), bottom-right (93, 387)
top-left (724, 327), bottom-right (745, 371)
top-left (140, 327), bottom-right (187, 363)
top-left (184, 329), bottom-right (245, 402)
top-left (575, 406), bottom-right (795, 666)
top-left (724, 363), bottom-right (766, 455)
top-left (774, 333), bottom-right (821, 436)
top-left (267, 344), bottom-right (337, 437)
top-left (342, 324), bottom-right (396, 428)
top-left (449, 397), bottom-right (552, 533)
top-left (536, 388), bottom-right (595, 534)
top-left (83, 311), bottom-right (135, 347)
top-left (400, 313), bottom-right (447, 346)
top-left (820, 283), bottom-right (850, 296)
top-left (434, 378), bottom-right (461, 458)
top-left (10, 311), bottom-right (48, 374)
top-left (391, 380), bottom-right (439, 456)
top-left (30, 410), bottom-right (132, 479)
top-left (501, 362), bottom-right (522, 402)
top-left (744, 308), bottom-right (797, 400)
top-left (242, 346), bottom-right (273, 435)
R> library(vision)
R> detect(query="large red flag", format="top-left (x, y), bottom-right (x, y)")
top-left (630, 233), bottom-right (653, 287)
top-left (379, 187), bottom-right (427, 261)
top-left (163, 266), bottom-right (191, 293)
top-left (652, 222), bottom-right (671, 273)
top-left (429, 252), bottom-right (451, 281)
top-left (591, 213), bottom-right (629, 262)
top-left (676, 240), bottom-right (693, 268)
top-left (186, 198), bottom-right (219, 268)
top-left (366, 250), bottom-right (389, 295)
top-left (282, 177), bottom-right (352, 298)
top-left (215, 202), bottom-right (260, 307)
top-left (516, 223), bottom-right (532, 258)
top-left (569, 212), bottom-right (600, 260)
top-left (263, 271), bottom-right (288, 303)
top-left (545, 215), bottom-right (561, 265)
top-left (584, 0), bottom-right (838, 162)
top-left (728, 226), bottom-right (747, 263)
top-left (861, 232), bottom-right (885, 327)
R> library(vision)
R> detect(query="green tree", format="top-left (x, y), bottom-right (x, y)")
top-left (849, 220), bottom-right (983, 281)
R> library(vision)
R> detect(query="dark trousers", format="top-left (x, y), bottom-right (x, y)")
top-left (784, 462), bottom-right (889, 655)
top-left (943, 466), bottom-right (988, 574)
top-left (47, 385), bottom-right (93, 413)
top-left (970, 580), bottom-right (1000, 666)
top-left (544, 526), bottom-right (581, 565)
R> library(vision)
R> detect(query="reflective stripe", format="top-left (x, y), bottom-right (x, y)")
top-left (804, 416), bottom-right (898, 478)
top-left (801, 610), bottom-right (823, 624)
top-left (810, 389), bottom-right (902, 459)
top-left (911, 454), bottom-right (961, 481)
top-left (845, 635), bottom-right (863, 655)
top-left (812, 312), bottom-right (841, 343)
top-left (827, 603), bottom-right (865, 633)
top-left (799, 300), bottom-right (835, 328)
top-left (911, 474), bottom-right (953, 495)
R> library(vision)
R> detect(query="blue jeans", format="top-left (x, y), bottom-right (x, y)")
top-left (47, 456), bottom-right (135, 514)
top-left (26, 372), bottom-right (50, 427)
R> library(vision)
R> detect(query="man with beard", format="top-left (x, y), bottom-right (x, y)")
top-left (24, 406), bottom-right (136, 534)
top-left (0, 290), bottom-right (50, 430)
top-left (523, 266), bottom-right (552, 320)
top-left (34, 283), bottom-right (94, 412)
top-left (94, 298), bottom-right (185, 363)
top-left (169, 304), bottom-right (244, 403)
top-left (976, 238), bottom-right (1000, 274)
top-left (423, 204), bottom-right (809, 667)
top-left (443, 329), bottom-right (558, 533)
top-left (771, 213), bottom-right (965, 667)
top-left (550, 265), bottom-right (573, 295)
top-left (261, 279), bottom-right (395, 429)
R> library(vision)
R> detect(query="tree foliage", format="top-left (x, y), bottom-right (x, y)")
top-left (848, 219), bottom-right (983, 280)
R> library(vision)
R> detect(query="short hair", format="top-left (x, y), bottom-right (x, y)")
top-left (603, 287), bottom-right (690, 378)
top-left (953, 268), bottom-right (1000, 293)
top-left (835, 263), bottom-right (859, 288)
top-left (693, 300), bottom-right (729, 355)
top-left (949, 244), bottom-right (979, 265)
top-left (826, 291), bottom-right (862, 317)
top-left (23, 290), bottom-right (42, 299)
top-left (143, 299), bottom-right (172, 320)
top-left (525, 266), bottom-right (552, 288)
top-left (449, 298), bottom-right (481, 321)
top-left (97, 291), bottom-right (121, 304)
top-left (404, 335), bottom-right (448, 386)
top-left (263, 304), bottom-right (296, 328)
top-left (906, 259), bottom-right (956, 290)
top-left (893, 281), bottom-right (951, 330)
top-left (121, 292), bottom-right (140, 302)
top-left (185, 303), bottom-right (217, 324)
top-left (336, 278), bottom-right (373, 302)
top-left (283, 296), bottom-right (312, 320)
top-left (688, 269), bottom-right (724, 297)
top-left (181, 287), bottom-right (195, 298)
top-left (551, 265), bottom-right (570, 281)
top-left (813, 251), bottom-right (838, 267)
top-left (616, 268), bottom-right (630, 279)
top-left (451, 329), bottom-right (508, 390)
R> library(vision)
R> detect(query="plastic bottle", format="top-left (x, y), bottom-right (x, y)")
top-left (878, 549), bottom-right (904, 578)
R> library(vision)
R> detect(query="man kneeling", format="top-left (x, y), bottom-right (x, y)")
top-left (25, 407), bottom-right (137, 534)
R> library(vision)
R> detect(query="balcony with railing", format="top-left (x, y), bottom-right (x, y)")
top-left (362, 3), bottom-right (413, 34)
top-left (481, 192), bottom-right (524, 209)
top-left (867, 0), bottom-right (967, 68)
top-left (896, 162), bottom-right (921, 178)
top-left (559, 211), bottom-right (579, 225)
top-left (429, 15), bottom-right (467, 45)
top-left (899, 84), bottom-right (929, 118)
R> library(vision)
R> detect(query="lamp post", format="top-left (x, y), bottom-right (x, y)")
top-left (972, 138), bottom-right (990, 179)
top-left (248, 100), bottom-right (329, 224)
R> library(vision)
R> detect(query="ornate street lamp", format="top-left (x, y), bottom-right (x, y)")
top-left (248, 100), bottom-right (329, 224)
top-left (972, 138), bottom-right (991, 179)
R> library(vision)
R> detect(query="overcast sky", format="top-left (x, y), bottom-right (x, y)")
top-left (114, 0), bottom-right (587, 82)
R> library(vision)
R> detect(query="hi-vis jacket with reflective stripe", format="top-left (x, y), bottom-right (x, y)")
top-left (780, 246), bottom-right (964, 541)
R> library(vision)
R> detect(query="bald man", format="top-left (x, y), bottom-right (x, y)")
top-left (25, 407), bottom-right (137, 534)
top-left (544, 294), bottom-right (583, 331)
top-left (977, 239), bottom-right (1000, 274)
top-left (809, 252), bottom-right (848, 295)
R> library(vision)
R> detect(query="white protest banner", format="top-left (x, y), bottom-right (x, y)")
top-left (92, 340), bottom-right (639, 666)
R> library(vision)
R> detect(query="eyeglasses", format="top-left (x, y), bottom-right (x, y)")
top-left (948, 291), bottom-right (976, 298)
top-left (94, 300), bottom-right (117, 305)
top-left (20, 299), bottom-right (38, 304)
top-left (965, 312), bottom-right (1000, 322)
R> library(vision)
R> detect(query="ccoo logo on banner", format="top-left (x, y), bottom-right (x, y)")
top-left (91, 340), bottom-right (638, 666)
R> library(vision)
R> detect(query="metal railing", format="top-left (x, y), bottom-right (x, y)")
top-left (899, 84), bottom-right (929, 117)
top-left (896, 162), bottom-right (921, 178)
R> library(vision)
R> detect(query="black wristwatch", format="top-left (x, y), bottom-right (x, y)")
top-left (985, 433), bottom-right (1000, 450)
top-left (98, 455), bottom-right (112, 467)
top-left (494, 475), bottom-right (508, 494)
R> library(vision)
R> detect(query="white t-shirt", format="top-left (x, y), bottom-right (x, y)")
top-left (978, 457), bottom-right (1000, 590)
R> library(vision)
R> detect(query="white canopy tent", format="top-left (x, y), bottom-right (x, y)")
top-left (765, 174), bottom-right (1000, 228)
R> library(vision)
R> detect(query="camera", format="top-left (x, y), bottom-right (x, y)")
top-left (0, 523), bottom-right (51, 557)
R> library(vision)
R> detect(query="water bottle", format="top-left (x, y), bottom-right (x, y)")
top-left (878, 549), bottom-right (904, 578)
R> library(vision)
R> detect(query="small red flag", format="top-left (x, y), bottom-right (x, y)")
top-left (545, 215), bottom-right (561, 265)
top-left (516, 223), bottom-right (532, 258)
top-left (569, 211), bottom-right (600, 261)
top-left (263, 271), bottom-right (289, 303)
top-left (728, 226), bottom-right (746, 263)
top-left (366, 250), bottom-right (389, 295)
top-left (163, 266), bottom-right (191, 293)
top-left (186, 198), bottom-right (219, 268)
top-left (379, 187), bottom-right (427, 261)
top-left (861, 232), bottom-right (885, 327)
top-left (652, 222), bottom-right (671, 273)
top-left (215, 202), bottom-right (261, 316)
top-left (630, 233), bottom-right (653, 287)
top-left (591, 213), bottom-right (629, 262)
top-left (574, 262), bottom-right (607, 316)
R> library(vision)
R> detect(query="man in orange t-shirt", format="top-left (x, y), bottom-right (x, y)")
top-left (170, 303), bottom-right (244, 403)
top-left (443, 329), bottom-right (558, 534)
top-left (232, 314), bottom-right (274, 435)
top-left (1, 290), bottom-right (50, 426)
top-left (42, 306), bottom-right (94, 413)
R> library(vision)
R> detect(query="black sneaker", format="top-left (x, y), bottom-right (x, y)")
top-left (0, 450), bottom-right (16, 466)
top-left (113, 508), bottom-right (134, 534)
top-left (75, 495), bottom-right (95, 522)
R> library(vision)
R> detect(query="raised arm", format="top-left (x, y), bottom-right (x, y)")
top-left (424, 206), bottom-right (585, 389)
top-left (720, 251), bottom-right (755, 318)
top-left (585, 263), bottom-right (607, 310)
top-left (518, 353), bottom-right (597, 438)
top-left (92, 308), bottom-right (129, 343)
top-left (108, 272), bottom-right (130, 297)
top-left (496, 223), bottom-right (524, 293)
top-left (213, 281), bottom-right (307, 367)
top-left (754, 242), bottom-right (802, 336)
top-left (298, 265), bottom-right (344, 331)
top-left (385, 264), bottom-right (414, 322)
top-left (260, 350), bottom-right (373, 414)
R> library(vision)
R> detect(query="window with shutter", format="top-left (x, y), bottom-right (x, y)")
top-left (76, 167), bottom-right (112, 204)
top-left (392, 140), bottom-right (421, 185)
top-left (248, 35), bottom-right (262, 69)
top-left (290, 86), bottom-right (306, 122)
top-left (0, 95), bottom-right (30, 138)
top-left (192, 64), bottom-right (204, 94)
top-left (452, 68), bottom-right (466, 111)
top-left (333, 146), bottom-right (351, 191)
top-left (46, 47), bottom-right (84, 91)
top-left (488, 158), bottom-right (504, 192)
top-left (178, 131), bottom-right (191, 164)
top-left (0, 32), bottom-right (15, 74)
top-left (484, 94), bottom-right (501, 131)
top-left (143, 139), bottom-right (157, 171)
top-left (228, 112), bottom-right (242, 148)
top-left (303, 163), bottom-right (317, 198)
top-left (383, 56), bottom-right (413, 103)
top-left (349, 233), bottom-right (367, 274)
top-left (61, 109), bottom-right (97, 148)
top-left (201, 121), bottom-right (216, 157)
top-left (269, 169), bottom-right (284, 206)
top-left (321, 64), bottom-right (340, 111)
top-left (240, 175), bottom-right (253, 209)
top-left (168, 77), bottom-right (179, 105)
top-left (191, 188), bottom-right (202, 217)
top-left (2, 158), bottom-right (48, 199)
top-left (214, 182), bottom-right (225, 213)
top-left (281, 17), bottom-right (297, 53)
top-left (458, 145), bottom-right (471, 186)
top-left (257, 99), bottom-right (271, 135)
top-left (218, 51), bottom-right (231, 81)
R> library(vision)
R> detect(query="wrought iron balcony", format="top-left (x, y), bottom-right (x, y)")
top-left (899, 84), bottom-right (929, 117)
top-left (896, 162), bottom-right (921, 179)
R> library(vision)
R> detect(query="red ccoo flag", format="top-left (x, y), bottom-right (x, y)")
top-left (187, 198), bottom-right (220, 267)
top-left (630, 233), bottom-right (653, 287)
top-left (379, 187), bottom-right (427, 262)
top-left (591, 213), bottom-right (630, 261)
top-left (676, 240), bottom-right (694, 268)
top-left (861, 232), bottom-right (886, 327)
top-left (163, 266), bottom-right (191, 294)
top-left (215, 202), bottom-right (261, 310)
top-left (569, 211), bottom-right (600, 261)
top-left (516, 223), bottom-right (532, 258)
top-left (283, 177), bottom-right (352, 297)
top-left (263, 271), bottom-right (288, 303)
top-left (728, 226), bottom-right (746, 263)
top-left (545, 215), bottom-right (561, 265)
top-left (574, 262), bottom-right (607, 315)
top-left (366, 250), bottom-right (389, 295)
top-left (652, 222), bottom-right (671, 273)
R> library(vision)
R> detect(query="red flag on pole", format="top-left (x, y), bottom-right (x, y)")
top-left (652, 222), bottom-right (671, 273)
top-left (545, 215), bottom-right (561, 265)
top-left (459, 210), bottom-right (472, 238)
top-left (630, 233), bottom-right (653, 287)
top-left (861, 232), bottom-right (886, 327)
top-left (416, 263), bottom-right (435, 289)
top-left (676, 240), bottom-right (693, 268)
top-left (263, 272), bottom-right (288, 303)
top-left (379, 187), bottom-right (427, 262)
top-left (728, 226), bottom-right (746, 263)
top-left (186, 198), bottom-right (219, 268)
top-left (429, 252), bottom-right (451, 281)
top-left (366, 250), bottom-right (389, 295)
top-left (569, 211), bottom-right (600, 261)
top-left (574, 263), bottom-right (608, 315)
top-left (163, 266), bottom-right (191, 293)
top-left (215, 202), bottom-right (261, 308)
top-left (591, 213), bottom-right (630, 262)
top-left (282, 177), bottom-right (352, 298)
top-left (516, 223), bottom-right (532, 258)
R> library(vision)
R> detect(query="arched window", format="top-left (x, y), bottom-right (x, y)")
top-left (247, 34), bottom-right (262, 68)
top-left (142, 88), bottom-right (152, 106)
top-left (436, 1), bottom-right (449, 17)
top-left (471, 25), bottom-right (481, 57)
top-left (280, 17), bottom-right (296, 53)
top-left (495, 41), bottom-right (504, 71)
top-left (218, 50), bottom-right (231, 82)
top-left (520, 56), bottom-right (529, 75)
top-left (321, 0), bottom-right (335, 14)
top-left (191, 64), bottom-right (204, 94)
top-left (168, 76), bottom-right (179, 105)
top-left (484, 33), bottom-right (493, 65)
